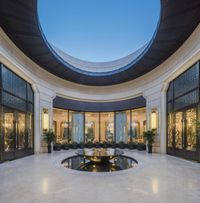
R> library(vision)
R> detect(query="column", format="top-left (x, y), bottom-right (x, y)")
top-left (34, 92), bottom-right (41, 154)
top-left (160, 91), bottom-right (167, 154)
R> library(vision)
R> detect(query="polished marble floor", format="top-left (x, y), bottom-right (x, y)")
top-left (0, 149), bottom-right (200, 203)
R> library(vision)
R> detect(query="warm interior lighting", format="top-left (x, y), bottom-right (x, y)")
top-left (43, 109), bottom-right (49, 131)
top-left (151, 110), bottom-right (157, 130)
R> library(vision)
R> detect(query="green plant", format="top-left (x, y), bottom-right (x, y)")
top-left (102, 141), bottom-right (108, 148)
top-left (128, 142), bottom-right (137, 149)
top-left (79, 142), bottom-right (85, 148)
top-left (118, 141), bottom-right (125, 149)
top-left (86, 141), bottom-right (93, 148)
top-left (43, 129), bottom-right (56, 145)
top-left (110, 141), bottom-right (116, 148)
top-left (71, 141), bottom-right (78, 149)
top-left (137, 142), bottom-right (146, 151)
top-left (62, 142), bottom-right (70, 150)
top-left (143, 130), bottom-right (155, 145)
top-left (53, 143), bottom-right (62, 151)
top-left (94, 141), bottom-right (101, 148)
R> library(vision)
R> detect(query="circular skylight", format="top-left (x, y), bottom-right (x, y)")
top-left (38, 0), bottom-right (160, 63)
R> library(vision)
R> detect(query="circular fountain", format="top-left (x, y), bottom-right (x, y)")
top-left (76, 148), bottom-right (124, 163)
top-left (62, 148), bottom-right (137, 172)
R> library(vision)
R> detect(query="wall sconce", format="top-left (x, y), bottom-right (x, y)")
top-left (151, 110), bottom-right (158, 130)
top-left (42, 109), bottom-right (49, 131)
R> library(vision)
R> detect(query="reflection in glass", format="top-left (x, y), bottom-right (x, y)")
top-left (100, 112), bottom-right (114, 142)
top-left (53, 108), bottom-right (68, 143)
top-left (17, 113), bottom-right (26, 149)
top-left (167, 113), bottom-right (173, 147)
top-left (1, 65), bottom-right (34, 158)
top-left (85, 113), bottom-right (99, 143)
top-left (69, 111), bottom-right (84, 143)
top-left (60, 122), bottom-right (69, 142)
top-left (175, 112), bottom-right (183, 149)
top-left (186, 108), bottom-right (196, 151)
top-left (3, 108), bottom-right (15, 151)
top-left (131, 108), bottom-right (146, 142)
top-left (116, 111), bottom-right (130, 143)
top-left (27, 113), bottom-right (33, 148)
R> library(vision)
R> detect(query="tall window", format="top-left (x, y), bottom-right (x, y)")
top-left (1, 64), bottom-right (34, 154)
top-left (53, 108), bottom-right (146, 144)
top-left (3, 108), bottom-right (15, 151)
top-left (69, 111), bottom-right (84, 143)
top-left (100, 112), bottom-right (114, 142)
top-left (167, 62), bottom-right (199, 157)
top-left (53, 108), bottom-right (68, 143)
top-left (116, 111), bottom-right (130, 143)
top-left (186, 108), bottom-right (196, 151)
top-left (85, 112), bottom-right (99, 143)
top-left (131, 108), bottom-right (146, 142)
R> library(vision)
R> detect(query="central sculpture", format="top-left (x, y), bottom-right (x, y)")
top-left (76, 148), bottom-right (124, 163)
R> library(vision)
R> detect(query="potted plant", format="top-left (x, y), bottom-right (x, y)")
top-left (111, 141), bottom-right (116, 148)
top-left (94, 141), bottom-right (101, 148)
top-left (79, 142), bottom-right (85, 149)
top-left (43, 129), bottom-right (56, 153)
top-left (119, 141), bottom-right (125, 149)
top-left (128, 142), bottom-right (137, 150)
top-left (71, 141), bottom-right (78, 149)
top-left (102, 141), bottom-right (108, 148)
top-left (86, 141), bottom-right (93, 148)
top-left (53, 143), bottom-right (62, 151)
top-left (137, 142), bottom-right (146, 151)
top-left (143, 130), bottom-right (156, 153)
top-left (62, 142), bottom-right (70, 150)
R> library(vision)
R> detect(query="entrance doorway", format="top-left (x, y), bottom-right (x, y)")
top-left (167, 106), bottom-right (199, 161)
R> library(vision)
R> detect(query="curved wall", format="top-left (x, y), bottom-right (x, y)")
top-left (53, 96), bottom-right (146, 112)
top-left (1, 25), bottom-right (200, 102)
top-left (0, 24), bottom-right (200, 153)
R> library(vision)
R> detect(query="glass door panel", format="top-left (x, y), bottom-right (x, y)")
top-left (85, 113), bottom-right (99, 143)
top-left (167, 113), bottom-right (173, 148)
top-left (53, 108), bottom-right (68, 143)
top-left (3, 108), bottom-right (15, 151)
top-left (60, 122), bottom-right (69, 143)
top-left (175, 112), bottom-right (183, 149)
top-left (100, 112), bottom-right (114, 142)
top-left (116, 111), bottom-right (130, 143)
top-left (69, 111), bottom-right (84, 143)
top-left (186, 108), bottom-right (196, 151)
top-left (27, 113), bottom-right (33, 148)
top-left (131, 108), bottom-right (146, 142)
top-left (17, 113), bottom-right (26, 149)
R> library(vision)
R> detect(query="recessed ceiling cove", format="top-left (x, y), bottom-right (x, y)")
top-left (0, 0), bottom-right (200, 86)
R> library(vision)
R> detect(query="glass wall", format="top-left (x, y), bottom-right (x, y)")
top-left (0, 64), bottom-right (34, 161)
top-left (100, 112), bottom-right (114, 142)
top-left (131, 108), bottom-right (146, 142)
top-left (53, 108), bottom-right (68, 143)
top-left (69, 111), bottom-right (84, 143)
top-left (3, 108), bottom-right (15, 151)
top-left (185, 108), bottom-right (196, 151)
top-left (167, 61), bottom-right (200, 161)
top-left (85, 112), bottom-right (99, 143)
top-left (53, 108), bottom-right (146, 144)
top-left (116, 111), bottom-right (130, 143)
